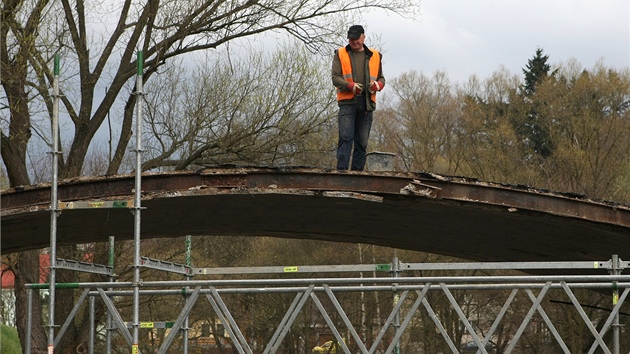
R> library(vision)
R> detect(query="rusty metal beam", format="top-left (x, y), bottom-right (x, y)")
top-left (2, 167), bottom-right (630, 263)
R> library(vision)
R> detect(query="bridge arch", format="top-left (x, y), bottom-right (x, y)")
top-left (3, 167), bottom-right (629, 262)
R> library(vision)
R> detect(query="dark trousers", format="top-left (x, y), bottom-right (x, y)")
top-left (336, 96), bottom-right (373, 170)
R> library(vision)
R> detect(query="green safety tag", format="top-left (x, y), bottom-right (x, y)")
top-left (375, 264), bottom-right (391, 271)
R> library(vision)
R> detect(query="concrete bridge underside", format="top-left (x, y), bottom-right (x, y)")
top-left (2, 167), bottom-right (630, 264)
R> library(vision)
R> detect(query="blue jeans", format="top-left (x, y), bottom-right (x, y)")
top-left (336, 96), bottom-right (373, 170)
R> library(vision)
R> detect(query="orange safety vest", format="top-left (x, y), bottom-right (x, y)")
top-left (336, 47), bottom-right (381, 102)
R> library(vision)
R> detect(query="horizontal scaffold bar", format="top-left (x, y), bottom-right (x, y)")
top-left (26, 274), bottom-right (630, 290)
top-left (193, 263), bottom-right (391, 275)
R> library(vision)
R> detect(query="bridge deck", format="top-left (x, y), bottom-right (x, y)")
top-left (2, 167), bottom-right (629, 263)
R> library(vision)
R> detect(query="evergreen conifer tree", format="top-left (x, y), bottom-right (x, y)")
top-left (523, 48), bottom-right (551, 96)
top-left (519, 48), bottom-right (554, 157)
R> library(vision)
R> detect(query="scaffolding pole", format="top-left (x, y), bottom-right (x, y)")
top-left (132, 49), bottom-right (145, 354)
top-left (106, 236), bottom-right (115, 354)
top-left (48, 52), bottom-right (61, 354)
top-left (183, 235), bottom-right (192, 354)
top-left (391, 257), bottom-right (400, 354)
top-left (610, 254), bottom-right (621, 354)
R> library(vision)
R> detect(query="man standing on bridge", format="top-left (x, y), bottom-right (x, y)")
top-left (332, 25), bottom-right (386, 171)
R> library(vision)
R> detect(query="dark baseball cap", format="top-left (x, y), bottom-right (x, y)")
top-left (347, 25), bottom-right (365, 39)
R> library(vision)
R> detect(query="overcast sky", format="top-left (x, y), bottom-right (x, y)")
top-left (362, 0), bottom-right (630, 83)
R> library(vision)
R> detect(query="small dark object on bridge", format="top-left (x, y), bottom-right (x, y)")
top-left (366, 151), bottom-right (396, 171)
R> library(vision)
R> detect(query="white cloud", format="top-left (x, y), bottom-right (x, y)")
top-left (363, 0), bottom-right (629, 83)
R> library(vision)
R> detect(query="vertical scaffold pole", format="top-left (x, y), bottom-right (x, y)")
top-left (391, 257), bottom-right (400, 354)
top-left (183, 235), bottom-right (192, 354)
top-left (48, 52), bottom-right (62, 354)
top-left (132, 50), bottom-right (145, 354)
top-left (106, 236), bottom-right (115, 354)
top-left (26, 288), bottom-right (33, 354)
top-left (89, 295), bottom-right (95, 354)
top-left (611, 254), bottom-right (620, 354)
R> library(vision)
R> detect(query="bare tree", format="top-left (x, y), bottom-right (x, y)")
top-left (375, 70), bottom-right (462, 173)
top-left (2, 0), bottom-right (418, 184)
top-left (457, 68), bottom-right (533, 184)
top-left (141, 44), bottom-right (338, 171)
top-left (533, 60), bottom-right (630, 200)
top-left (1, 1), bottom-right (419, 351)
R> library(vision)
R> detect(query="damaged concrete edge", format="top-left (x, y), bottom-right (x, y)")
top-left (2, 167), bottom-right (629, 227)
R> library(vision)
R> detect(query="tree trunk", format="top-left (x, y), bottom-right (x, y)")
top-left (2, 51), bottom-right (46, 353)
top-left (14, 250), bottom-right (47, 353)
top-left (53, 246), bottom-right (80, 354)
top-left (0, 77), bottom-right (32, 187)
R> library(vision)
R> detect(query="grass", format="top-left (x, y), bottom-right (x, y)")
top-left (1, 324), bottom-right (22, 354)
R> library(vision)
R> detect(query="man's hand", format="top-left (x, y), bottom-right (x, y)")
top-left (369, 81), bottom-right (384, 94)
top-left (348, 82), bottom-right (364, 95)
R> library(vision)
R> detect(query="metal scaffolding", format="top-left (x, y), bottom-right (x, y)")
top-left (26, 258), bottom-right (630, 354)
